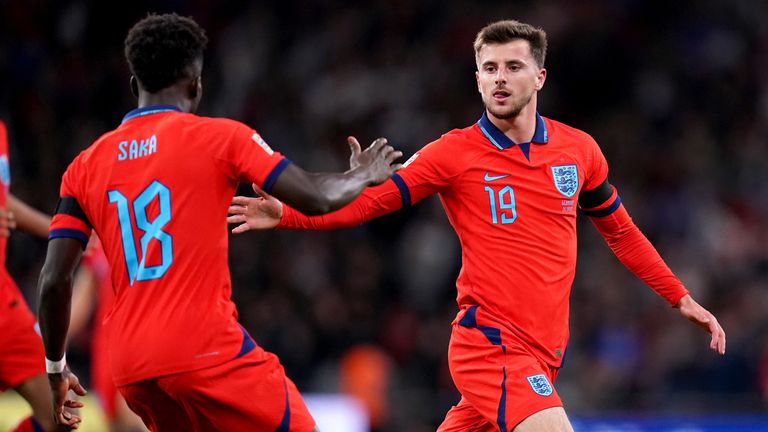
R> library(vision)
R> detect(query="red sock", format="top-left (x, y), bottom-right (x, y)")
top-left (10, 416), bottom-right (44, 432)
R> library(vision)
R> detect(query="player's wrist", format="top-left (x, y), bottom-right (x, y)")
top-left (45, 354), bottom-right (66, 374)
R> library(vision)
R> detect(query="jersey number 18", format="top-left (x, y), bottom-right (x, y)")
top-left (108, 180), bottom-right (173, 285)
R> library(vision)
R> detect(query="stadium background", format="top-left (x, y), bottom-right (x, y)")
top-left (1, 0), bottom-right (767, 430)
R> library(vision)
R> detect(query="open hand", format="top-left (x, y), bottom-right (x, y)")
top-left (228, 183), bottom-right (283, 233)
top-left (0, 207), bottom-right (16, 237)
top-left (48, 368), bottom-right (87, 428)
top-left (677, 294), bottom-right (726, 355)
top-left (348, 136), bottom-right (403, 186)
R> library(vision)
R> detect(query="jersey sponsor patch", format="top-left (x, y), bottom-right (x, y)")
top-left (0, 155), bottom-right (10, 186)
top-left (252, 132), bottom-right (274, 155)
top-left (551, 164), bottom-right (578, 197)
top-left (526, 374), bottom-right (553, 396)
top-left (403, 153), bottom-right (420, 167)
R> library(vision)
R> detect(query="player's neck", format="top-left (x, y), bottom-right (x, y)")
top-left (486, 101), bottom-right (538, 144)
top-left (137, 89), bottom-right (194, 113)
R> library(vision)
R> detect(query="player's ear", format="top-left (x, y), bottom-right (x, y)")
top-left (535, 68), bottom-right (547, 91)
top-left (130, 76), bottom-right (139, 98)
top-left (189, 76), bottom-right (202, 100)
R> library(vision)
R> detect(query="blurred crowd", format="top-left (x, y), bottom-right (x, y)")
top-left (1, 0), bottom-right (767, 430)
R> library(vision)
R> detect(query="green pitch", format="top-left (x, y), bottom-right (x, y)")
top-left (0, 392), bottom-right (109, 431)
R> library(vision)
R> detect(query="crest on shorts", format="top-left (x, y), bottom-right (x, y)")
top-left (0, 155), bottom-right (10, 187)
top-left (526, 374), bottom-right (553, 396)
top-left (551, 164), bottom-right (578, 197)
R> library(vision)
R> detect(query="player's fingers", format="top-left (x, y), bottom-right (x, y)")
top-left (228, 205), bottom-right (247, 215)
top-left (366, 137), bottom-right (387, 151)
top-left (72, 381), bottom-right (87, 396)
top-left (231, 196), bottom-right (256, 207)
top-left (386, 150), bottom-right (403, 163)
top-left (716, 324), bottom-right (726, 355)
top-left (59, 410), bottom-right (82, 427)
top-left (347, 136), bottom-right (362, 157)
top-left (227, 214), bottom-right (246, 224)
top-left (251, 183), bottom-right (273, 199)
top-left (391, 163), bottom-right (404, 172)
top-left (707, 318), bottom-right (725, 354)
top-left (232, 223), bottom-right (252, 234)
top-left (64, 399), bottom-right (85, 408)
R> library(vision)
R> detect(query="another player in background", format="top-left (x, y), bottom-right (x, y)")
top-left (0, 120), bottom-right (77, 432)
top-left (69, 238), bottom-right (145, 432)
top-left (37, 13), bottom-right (401, 431)
top-left (228, 20), bottom-right (726, 432)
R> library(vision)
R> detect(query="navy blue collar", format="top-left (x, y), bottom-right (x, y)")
top-left (122, 105), bottom-right (183, 123)
top-left (477, 111), bottom-right (548, 150)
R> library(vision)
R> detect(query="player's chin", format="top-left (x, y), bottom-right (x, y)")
top-left (487, 106), bottom-right (519, 120)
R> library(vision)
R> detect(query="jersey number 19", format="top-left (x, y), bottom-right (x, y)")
top-left (484, 185), bottom-right (517, 224)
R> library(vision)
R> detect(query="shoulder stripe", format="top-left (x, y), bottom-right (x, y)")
top-left (54, 197), bottom-right (91, 228)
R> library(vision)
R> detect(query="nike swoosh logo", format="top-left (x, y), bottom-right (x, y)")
top-left (484, 173), bottom-right (510, 182)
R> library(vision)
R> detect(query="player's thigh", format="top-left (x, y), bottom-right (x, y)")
top-left (164, 348), bottom-right (315, 432)
top-left (0, 307), bottom-right (45, 392)
top-left (119, 380), bottom-right (190, 431)
top-left (13, 373), bottom-right (56, 430)
top-left (513, 407), bottom-right (573, 432)
top-left (437, 396), bottom-right (497, 432)
top-left (448, 315), bottom-right (563, 430)
top-left (114, 394), bottom-right (147, 431)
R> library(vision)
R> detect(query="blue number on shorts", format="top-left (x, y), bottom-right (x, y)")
top-left (484, 185), bottom-right (517, 225)
top-left (108, 180), bottom-right (173, 285)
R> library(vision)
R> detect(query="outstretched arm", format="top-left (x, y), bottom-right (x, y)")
top-left (581, 181), bottom-right (725, 355)
top-left (229, 136), bottom-right (407, 231)
top-left (229, 178), bottom-right (404, 232)
top-left (268, 137), bottom-right (402, 215)
top-left (38, 237), bottom-right (88, 427)
top-left (8, 193), bottom-right (51, 238)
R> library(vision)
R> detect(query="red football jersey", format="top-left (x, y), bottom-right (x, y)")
top-left (0, 120), bottom-right (21, 308)
top-left (0, 121), bottom-right (9, 266)
top-left (281, 113), bottom-right (608, 367)
top-left (49, 105), bottom-right (290, 385)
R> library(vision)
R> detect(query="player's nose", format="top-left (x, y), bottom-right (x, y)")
top-left (494, 69), bottom-right (506, 84)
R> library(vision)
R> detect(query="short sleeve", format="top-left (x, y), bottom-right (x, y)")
top-left (49, 158), bottom-right (92, 247)
top-left (393, 136), bottom-right (462, 206)
top-left (583, 135), bottom-right (609, 192)
top-left (211, 120), bottom-right (291, 193)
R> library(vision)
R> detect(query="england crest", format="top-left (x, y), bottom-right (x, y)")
top-left (526, 374), bottom-right (553, 396)
top-left (551, 164), bottom-right (578, 197)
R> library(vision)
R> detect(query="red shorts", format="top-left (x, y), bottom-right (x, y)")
top-left (0, 287), bottom-right (45, 391)
top-left (438, 305), bottom-right (563, 432)
top-left (119, 345), bottom-right (315, 431)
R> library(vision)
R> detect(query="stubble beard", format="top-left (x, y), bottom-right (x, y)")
top-left (485, 91), bottom-right (533, 120)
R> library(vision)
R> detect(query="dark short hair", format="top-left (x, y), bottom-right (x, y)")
top-left (124, 13), bottom-right (208, 93)
top-left (474, 20), bottom-right (547, 68)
